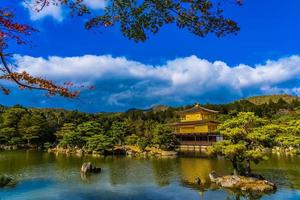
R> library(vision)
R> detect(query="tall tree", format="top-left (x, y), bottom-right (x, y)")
top-left (76, 121), bottom-right (105, 141)
top-left (55, 123), bottom-right (84, 148)
top-left (209, 112), bottom-right (270, 176)
top-left (0, 107), bottom-right (26, 144)
top-left (109, 121), bottom-right (130, 145)
top-left (85, 134), bottom-right (114, 152)
top-left (152, 124), bottom-right (178, 150)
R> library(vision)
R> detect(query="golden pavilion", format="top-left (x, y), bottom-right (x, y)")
top-left (172, 104), bottom-right (220, 146)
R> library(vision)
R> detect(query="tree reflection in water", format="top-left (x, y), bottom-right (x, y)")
top-left (0, 151), bottom-right (299, 200)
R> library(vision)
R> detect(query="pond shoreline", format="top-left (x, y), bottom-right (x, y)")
top-left (1, 144), bottom-right (299, 157)
top-left (47, 145), bottom-right (178, 158)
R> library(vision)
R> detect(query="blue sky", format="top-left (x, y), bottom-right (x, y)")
top-left (1, 0), bottom-right (300, 112)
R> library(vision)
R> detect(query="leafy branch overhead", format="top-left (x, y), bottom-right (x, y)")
top-left (85, 0), bottom-right (240, 42)
top-left (0, 0), bottom-right (241, 97)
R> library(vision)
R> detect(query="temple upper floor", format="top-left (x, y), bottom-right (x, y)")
top-left (177, 104), bottom-right (218, 122)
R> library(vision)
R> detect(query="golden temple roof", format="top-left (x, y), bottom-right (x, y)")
top-left (177, 104), bottom-right (219, 115)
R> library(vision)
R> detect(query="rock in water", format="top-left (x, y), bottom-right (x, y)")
top-left (81, 162), bottom-right (101, 174)
top-left (209, 171), bottom-right (219, 182)
top-left (0, 175), bottom-right (13, 187)
top-left (92, 167), bottom-right (101, 173)
top-left (81, 162), bottom-right (93, 173)
top-left (161, 151), bottom-right (178, 157)
top-left (195, 177), bottom-right (201, 185)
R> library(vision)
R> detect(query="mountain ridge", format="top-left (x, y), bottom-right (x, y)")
top-left (244, 94), bottom-right (300, 105)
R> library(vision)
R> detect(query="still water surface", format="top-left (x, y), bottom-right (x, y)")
top-left (0, 151), bottom-right (300, 200)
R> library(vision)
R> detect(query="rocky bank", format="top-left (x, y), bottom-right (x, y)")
top-left (48, 145), bottom-right (178, 158)
top-left (209, 171), bottom-right (276, 194)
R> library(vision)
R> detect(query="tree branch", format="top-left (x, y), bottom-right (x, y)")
top-left (0, 52), bottom-right (50, 91)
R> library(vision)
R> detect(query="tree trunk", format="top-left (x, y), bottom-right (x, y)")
top-left (245, 159), bottom-right (251, 176)
top-left (232, 158), bottom-right (239, 175)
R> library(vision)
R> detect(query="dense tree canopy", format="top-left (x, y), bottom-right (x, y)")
top-left (0, 97), bottom-right (299, 154)
top-left (209, 108), bottom-right (300, 176)
top-left (209, 112), bottom-right (268, 175)
top-left (0, 104), bottom-right (179, 152)
top-left (152, 124), bottom-right (179, 150)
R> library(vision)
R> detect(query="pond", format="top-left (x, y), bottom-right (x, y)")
top-left (0, 151), bottom-right (300, 200)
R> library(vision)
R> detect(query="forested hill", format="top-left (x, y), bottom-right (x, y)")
top-left (0, 94), bottom-right (299, 150)
top-left (203, 95), bottom-right (300, 118)
top-left (245, 94), bottom-right (300, 105)
top-left (149, 94), bottom-right (300, 118)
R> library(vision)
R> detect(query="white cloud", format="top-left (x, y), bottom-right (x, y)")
top-left (23, 0), bottom-right (64, 22)
top-left (84, 0), bottom-right (107, 9)
top-left (14, 54), bottom-right (300, 106)
top-left (23, 0), bottom-right (107, 21)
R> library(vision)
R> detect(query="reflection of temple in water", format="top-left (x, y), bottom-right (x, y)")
top-left (105, 157), bottom-right (232, 188)
top-left (179, 158), bottom-right (215, 184)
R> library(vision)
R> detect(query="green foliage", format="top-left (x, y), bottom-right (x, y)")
top-left (275, 135), bottom-right (300, 148)
top-left (209, 108), bottom-right (300, 175)
top-left (210, 112), bottom-right (269, 175)
top-left (109, 121), bottom-right (130, 145)
top-left (246, 94), bottom-right (299, 105)
top-left (0, 127), bottom-right (17, 144)
top-left (0, 104), bottom-right (179, 151)
top-left (56, 123), bottom-right (84, 148)
top-left (209, 140), bottom-right (246, 160)
top-left (85, 134), bottom-right (114, 152)
top-left (137, 137), bottom-right (150, 151)
top-left (76, 121), bottom-right (104, 141)
top-left (152, 124), bottom-right (178, 150)
top-left (85, 0), bottom-right (239, 42)
top-left (205, 96), bottom-right (299, 118)
top-left (0, 96), bottom-right (299, 154)
top-left (0, 107), bottom-right (26, 128)
top-left (8, 136), bottom-right (23, 146)
top-left (0, 107), bottom-right (26, 145)
top-left (60, 131), bottom-right (84, 148)
top-left (55, 123), bottom-right (77, 141)
top-left (43, 142), bottom-right (52, 149)
top-left (18, 112), bottom-right (47, 145)
top-left (270, 119), bottom-right (300, 148)
top-left (125, 134), bottom-right (139, 145)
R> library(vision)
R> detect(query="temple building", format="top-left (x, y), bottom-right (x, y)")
top-left (172, 104), bottom-right (221, 147)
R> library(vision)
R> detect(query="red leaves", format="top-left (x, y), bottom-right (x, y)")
top-left (0, 8), bottom-right (37, 48)
top-left (0, 5), bottom-right (80, 98)
top-left (2, 70), bottom-right (80, 98)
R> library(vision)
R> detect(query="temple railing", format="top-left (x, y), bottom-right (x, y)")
top-left (179, 141), bottom-right (214, 146)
